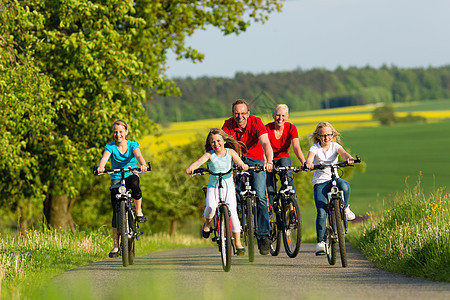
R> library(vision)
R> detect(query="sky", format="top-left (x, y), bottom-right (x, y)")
top-left (166, 0), bottom-right (450, 79)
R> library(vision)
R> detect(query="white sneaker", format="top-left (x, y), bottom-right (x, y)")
top-left (345, 205), bottom-right (356, 221)
top-left (315, 241), bottom-right (326, 255)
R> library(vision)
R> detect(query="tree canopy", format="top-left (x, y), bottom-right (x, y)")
top-left (0, 0), bottom-right (283, 230)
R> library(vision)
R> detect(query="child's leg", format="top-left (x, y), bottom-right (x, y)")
top-left (204, 188), bottom-right (219, 231)
top-left (112, 227), bottom-right (119, 251)
top-left (226, 188), bottom-right (244, 249)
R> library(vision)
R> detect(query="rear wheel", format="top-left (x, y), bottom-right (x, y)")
top-left (219, 205), bottom-right (232, 272)
top-left (333, 198), bottom-right (347, 267)
top-left (281, 196), bottom-right (302, 258)
top-left (119, 201), bottom-right (129, 267)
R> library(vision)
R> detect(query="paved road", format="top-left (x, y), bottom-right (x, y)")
top-left (43, 244), bottom-right (449, 300)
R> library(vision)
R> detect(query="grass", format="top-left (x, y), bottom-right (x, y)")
top-left (0, 226), bottom-right (209, 299)
top-left (348, 177), bottom-right (450, 282)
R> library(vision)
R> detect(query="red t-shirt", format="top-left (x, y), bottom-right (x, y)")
top-left (222, 115), bottom-right (267, 161)
top-left (265, 122), bottom-right (299, 160)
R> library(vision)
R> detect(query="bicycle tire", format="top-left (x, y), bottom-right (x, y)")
top-left (281, 196), bottom-right (302, 258)
top-left (333, 198), bottom-right (347, 267)
top-left (219, 205), bottom-right (232, 272)
top-left (269, 210), bottom-right (282, 256)
top-left (128, 211), bottom-right (136, 265)
top-left (245, 196), bottom-right (255, 262)
top-left (326, 212), bottom-right (336, 265)
top-left (119, 201), bottom-right (129, 267)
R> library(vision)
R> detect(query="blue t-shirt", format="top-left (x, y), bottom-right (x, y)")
top-left (104, 140), bottom-right (139, 181)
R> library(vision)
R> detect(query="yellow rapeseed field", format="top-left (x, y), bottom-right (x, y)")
top-left (140, 104), bottom-right (450, 154)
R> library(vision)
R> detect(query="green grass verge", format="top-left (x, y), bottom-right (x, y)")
top-left (348, 180), bottom-right (450, 282)
top-left (0, 226), bottom-right (209, 299)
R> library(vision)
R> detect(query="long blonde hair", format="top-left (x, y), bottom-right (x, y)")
top-left (205, 128), bottom-right (246, 156)
top-left (311, 121), bottom-right (341, 144)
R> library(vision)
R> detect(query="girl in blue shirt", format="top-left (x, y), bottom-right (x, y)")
top-left (186, 128), bottom-right (248, 255)
top-left (97, 120), bottom-right (148, 258)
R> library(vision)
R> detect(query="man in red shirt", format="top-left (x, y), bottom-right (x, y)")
top-left (222, 99), bottom-right (274, 255)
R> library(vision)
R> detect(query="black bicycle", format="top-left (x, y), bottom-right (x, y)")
top-left (234, 165), bottom-right (264, 263)
top-left (269, 166), bottom-right (303, 258)
top-left (311, 156), bottom-right (361, 267)
top-left (193, 167), bottom-right (234, 272)
top-left (94, 163), bottom-right (151, 267)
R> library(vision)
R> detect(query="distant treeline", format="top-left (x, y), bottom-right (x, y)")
top-left (145, 65), bottom-right (450, 123)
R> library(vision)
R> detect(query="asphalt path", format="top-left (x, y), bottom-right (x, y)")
top-left (43, 244), bottom-right (449, 300)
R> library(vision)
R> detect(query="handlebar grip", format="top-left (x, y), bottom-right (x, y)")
top-left (92, 165), bottom-right (98, 175)
top-left (147, 162), bottom-right (152, 171)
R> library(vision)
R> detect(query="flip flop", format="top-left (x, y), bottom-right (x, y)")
top-left (109, 250), bottom-right (119, 258)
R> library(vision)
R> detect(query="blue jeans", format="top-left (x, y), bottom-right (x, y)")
top-left (313, 178), bottom-right (350, 243)
top-left (238, 157), bottom-right (271, 238)
top-left (266, 157), bottom-right (295, 209)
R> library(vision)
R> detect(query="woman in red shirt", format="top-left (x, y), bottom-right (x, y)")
top-left (265, 104), bottom-right (306, 213)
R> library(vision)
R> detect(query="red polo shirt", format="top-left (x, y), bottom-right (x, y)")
top-left (265, 122), bottom-right (298, 160)
top-left (222, 115), bottom-right (267, 161)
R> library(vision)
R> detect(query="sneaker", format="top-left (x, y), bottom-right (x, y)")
top-left (236, 248), bottom-right (246, 256)
top-left (315, 241), bottom-right (326, 256)
top-left (345, 206), bottom-right (356, 221)
top-left (259, 236), bottom-right (270, 255)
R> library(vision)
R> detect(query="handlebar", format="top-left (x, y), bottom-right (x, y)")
top-left (93, 162), bottom-right (152, 176)
top-left (273, 165), bottom-right (304, 173)
top-left (234, 164), bottom-right (264, 173)
top-left (311, 155), bottom-right (361, 170)
top-left (192, 167), bottom-right (234, 177)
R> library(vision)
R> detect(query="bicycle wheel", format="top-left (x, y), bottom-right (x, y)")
top-left (325, 211), bottom-right (336, 265)
top-left (219, 205), bottom-right (232, 272)
top-left (119, 201), bottom-right (129, 267)
top-left (281, 196), bottom-right (302, 258)
top-left (245, 196), bottom-right (255, 262)
top-left (333, 198), bottom-right (347, 267)
top-left (269, 201), bottom-right (281, 256)
top-left (128, 211), bottom-right (136, 265)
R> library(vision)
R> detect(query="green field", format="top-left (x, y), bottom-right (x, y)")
top-left (300, 119), bottom-right (450, 241)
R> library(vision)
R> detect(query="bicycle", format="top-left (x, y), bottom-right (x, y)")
top-left (193, 167), bottom-right (235, 272)
top-left (269, 165), bottom-right (303, 258)
top-left (311, 156), bottom-right (361, 267)
top-left (234, 165), bottom-right (264, 262)
top-left (93, 162), bottom-right (151, 267)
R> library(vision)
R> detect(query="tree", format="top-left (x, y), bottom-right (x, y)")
top-left (372, 104), bottom-right (396, 125)
top-left (1, 0), bottom-right (283, 230)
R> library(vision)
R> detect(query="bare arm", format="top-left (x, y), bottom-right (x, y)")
top-left (133, 148), bottom-right (148, 172)
top-left (291, 138), bottom-right (306, 165)
top-left (186, 152), bottom-right (212, 175)
top-left (259, 133), bottom-right (273, 171)
top-left (338, 147), bottom-right (355, 165)
top-left (97, 151), bottom-right (111, 173)
top-left (229, 149), bottom-right (249, 171)
top-left (305, 151), bottom-right (315, 170)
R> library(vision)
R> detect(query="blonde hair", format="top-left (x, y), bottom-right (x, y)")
top-left (272, 104), bottom-right (289, 118)
top-left (311, 121), bottom-right (341, 144)
top-left (205, 128), bottom-right (246, 156)
top-left (112, 119), bottom-right (128, 139)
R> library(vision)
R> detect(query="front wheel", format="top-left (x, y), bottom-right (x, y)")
top-left (219, 205), bottom-right (232, 272)
top-left (269, 201), bottom-right (281, 256)
top-left (325, 215), bottom-right (337, 265)
top-left (245, 196), bottom-right (255, 262)
top-left (128, 210), bottom-right (136, 265)
top-left (281, 196), bottom-right (302, 258)
top-left (119, 201), bottom-right (129, 267)
top-left (333, 198), bottom-right (347, 267)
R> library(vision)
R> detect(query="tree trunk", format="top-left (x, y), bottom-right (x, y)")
top-left (170, 219), bottom-right (178, 236)
top-left (44, 194), bottom-right (72, 230)
top-left (17, 206), bottom-right (28, 235)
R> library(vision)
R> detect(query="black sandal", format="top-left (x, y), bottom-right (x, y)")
top-left (109, 250), bottom-right (119, 258)
top-left (202, 222), bottom-right (211, 238)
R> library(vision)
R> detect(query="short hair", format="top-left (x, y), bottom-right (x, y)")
top-left (273, 104), bottom-right (289, 116)
top-left (232, 99), bottom-right (250, 113)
